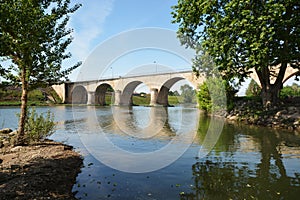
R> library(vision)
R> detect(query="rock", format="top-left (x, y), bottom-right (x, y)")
top-left (287, 106), bottom-right (297, 112)
top-left (0, 128), bottom-right (13, 134)
top-left (0, 141), bottom-right (3, 148)
top-left (289, 113), bottom-right (300, 120)
top-left (11, 146), bottom-right (23, 152)
top-left (228, 116), bottom-right (238, 120)
top-left (275, 111), bottom-right (284, 117)
top-left (2, 140), bottom-right (10, 147)
top-left (8, 131), bottom-right (17, 137)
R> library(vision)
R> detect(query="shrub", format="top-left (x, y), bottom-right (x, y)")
top-left (19, 108), bottom-right (56, 144)
top-left (245, 79), bottom-right (261, 97)
top-left (280, 83), bottom-right (300, 98)
top-left (197, 77), bottom-right (236, 113)
top-left (197, 81), bottom-right (212, 112)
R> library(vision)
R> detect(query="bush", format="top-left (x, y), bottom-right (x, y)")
top-left (180, 84), bottom-right (197, 104)
top-left (246, 79), bottom-right (261, 97)
top-left (280, 83), bottom-right (300, 98)
top-left (197, 81), bottom-right (212, 112)
top-left (20, 108), bottom-right (56, 144)
top-left (197, 77), bottom-right (236, 113)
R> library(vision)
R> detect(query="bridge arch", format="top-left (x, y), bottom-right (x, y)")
top-left (95, 83), bottom-right (114, 106)
top-left (71, 85), bottom-right (88, 104)
top-left (121, 81), bottom-right (145, 106)
top-left (157, 77), bottom-right (185, 106)
top-left (283, 70), bottom-right (300, 85)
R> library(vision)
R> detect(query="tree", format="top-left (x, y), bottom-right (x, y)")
top-left (197, 77), bottom-right (236, 113)
top-left (280, 83), bottom-right (300, 98)
top-left (246, 79), bottom-right (261, 97)
top-left (180, 84), bottom-right (196, 103)
top-left (168, 90), bottom-right (180, 96)
top-left (0, 0), bottom-right (81, 144)
top-left (172, 0), bottom-right (300, 107)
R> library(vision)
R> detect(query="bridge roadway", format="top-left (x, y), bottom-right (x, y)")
top-left (52, 70), bottom-right (205, 106)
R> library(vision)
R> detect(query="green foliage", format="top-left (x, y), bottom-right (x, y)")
top-left (280, 83), bottom-right (300, 98)
top-left (180, 84), bottom-right (196, 104)
top-left (168, 96), bottom-right (180, 105)
top-left (132, 94), bottom-right (150, 106)
top-left (17, 108), bottom-right (56, 144)
top-left (0, 0), bottom-right (81, 142)
top-left (0, 87), bottom-right (58, 103)
top-left (172, 0), bottom-right (300, 106)
top-left (197, 77), bottom-right (236, 113)
top-left (28, 89), bottom-right (45, 101)
top-left (246, 79), bottom-right (261, 97)
top-left (197, 81), bottom-right (211, 112)
top-left (0, 0), bottom-right (82, 86)
top-left (168, 90), bottom-right (180, 96)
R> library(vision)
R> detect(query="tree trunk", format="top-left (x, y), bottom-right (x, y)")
top-left (260, 84), bottom-right (281, 109)
top-left (17, 67), bottom-right (28, 145)
top-left (256, 66), bottom-right (283, 109)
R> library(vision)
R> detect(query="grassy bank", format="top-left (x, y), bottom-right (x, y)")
top-left (0, 86), bottom-right (62, 106)
top-left (132, 95), bottom-right (181, 106)
top-left (0, 101), bottom-right (51, 106)
top-left (0, 91), bottom-right (183, 107)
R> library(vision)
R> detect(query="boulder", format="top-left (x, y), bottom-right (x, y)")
top-left (287, 106), bottom-right (297, 112)
top-left (0, 128), bottom-right (13, 134)
top-left (228, 115), bottom-right (238, 121)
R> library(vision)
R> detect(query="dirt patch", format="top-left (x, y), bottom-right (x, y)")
top-left (0, 140), bottom-right (83, 200)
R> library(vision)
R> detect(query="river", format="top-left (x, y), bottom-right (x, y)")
top-left (1, 106), bottom-right (300, 199)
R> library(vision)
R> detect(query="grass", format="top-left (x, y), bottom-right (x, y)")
top-left (168, 96), bottom-right (181, 105)
top-left (0, 88), bottom-right (183, 106)
top-left (133, 95), bottom-right (150, 106)
top-left (0, 87), bottom-right (61, 106)
top-left (0, 101), bottom-right (49, 106)
top-left (132, 95), bottom-right (181, 106)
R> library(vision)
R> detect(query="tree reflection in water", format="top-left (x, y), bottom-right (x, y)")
top-left (181, 116), bottom-right (300, 200)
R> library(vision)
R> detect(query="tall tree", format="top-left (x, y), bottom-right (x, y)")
top-left (172, 0), bottom-right (300, 107)
top-left (180, 84), bottom-right (196, 103)
top-left (0, 0), bottom-right (81, 144)
top-left (246, 79), bottom-right (261, 97)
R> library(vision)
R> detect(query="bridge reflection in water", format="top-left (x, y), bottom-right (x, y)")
top-left (60, 106), bottom-right (300, 199)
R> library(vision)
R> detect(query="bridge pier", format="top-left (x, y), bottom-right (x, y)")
top-left (87, 91), bottom-right (95, 105)
top-left (150, 88), bottom-right (158, 106)
top-left (156, 86), bottom-right (169, 106)
top-left (114, 90), bottom-right (122, 106)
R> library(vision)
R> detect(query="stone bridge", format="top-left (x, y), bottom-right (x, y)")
top-left (250, 64), bottom-right (300, 86)
top-left (52, 70), bottom-right (204, 106)
top-left (52, 65), bottom-right (299, 106)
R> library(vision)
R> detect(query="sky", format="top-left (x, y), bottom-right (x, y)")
top-left (67, 0), bottom-right (181, 78)
top-left (64, 0), bottom-right (196, 92)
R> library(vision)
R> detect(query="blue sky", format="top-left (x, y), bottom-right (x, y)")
top-left (65, 0), bottom-right (196, 92)
top-left (67, 0), bottom-right (182, 80)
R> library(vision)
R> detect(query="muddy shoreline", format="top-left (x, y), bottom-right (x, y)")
top-left (0, 140), bottom-right (83, 200)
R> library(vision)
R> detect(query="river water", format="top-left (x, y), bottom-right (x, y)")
top-left (1, 106), bottom-right (300, 199)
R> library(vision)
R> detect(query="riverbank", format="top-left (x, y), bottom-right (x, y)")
top-left (0, 135), bottom-right (83, 199)
top-left (226, 97), bottom-right (300, 132)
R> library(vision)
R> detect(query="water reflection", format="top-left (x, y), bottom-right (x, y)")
top-left (77, 106), bottom-right (199, 173)
top-left (182, 119), bottom-right (300, 200)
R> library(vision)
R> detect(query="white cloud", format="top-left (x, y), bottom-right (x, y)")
top-left (69, 0), bottom-right (115, 61)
